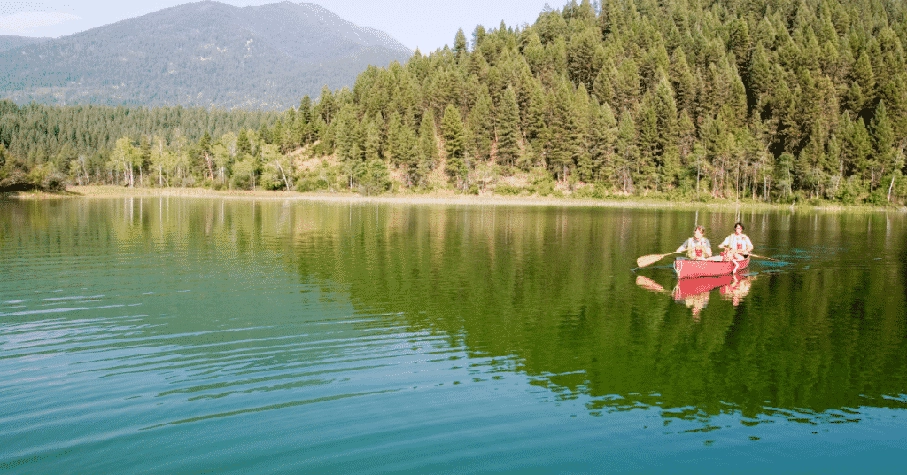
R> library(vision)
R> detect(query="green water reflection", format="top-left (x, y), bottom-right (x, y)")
top-left (283, 202), bottom-right (907, 423)
top-left (3, 198), bottom-right (907, 428)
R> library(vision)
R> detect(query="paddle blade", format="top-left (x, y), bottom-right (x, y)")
top-left (635, 275), bottom-right (665, 293)
top-left (637, 252), bottom-right (672, 268)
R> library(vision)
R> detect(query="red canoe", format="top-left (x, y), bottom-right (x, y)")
top-left (673, 257), bottom-right (749, 279)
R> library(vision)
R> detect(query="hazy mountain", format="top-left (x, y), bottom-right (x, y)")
top-left (0, 36), bottom-right (50, 53)
top-left (0, 1), bottom-right (411, 109)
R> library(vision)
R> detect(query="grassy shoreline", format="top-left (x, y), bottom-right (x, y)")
top-left (4, 185), bottom-right (906, 213)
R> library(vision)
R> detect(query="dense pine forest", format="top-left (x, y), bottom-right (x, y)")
top-left (2, 0), bottom-right (906, 205)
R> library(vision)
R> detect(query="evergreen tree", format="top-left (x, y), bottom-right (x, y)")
top-left (454, 28), bottom-right (468, 60)
top-left (847, 51), bottom-right (876, 113)
top-left (416, 110), bottom-right (438, 187)
top-left (670, 49), bottom-right (697, 113)
top-left (614, 111), bottom-right (638, 193)
top-left (613, 59), bottom-right (641, 112)
top-left (870, 101), bottom-right (895, 189)
top-left (496, 87), bottom-right (521, 166)
top-left (236, 129), bottom-right (252, 157)
top-left (548, 80), bottom-right (579, 181)
top-left (467, 88), bottom-right (494, 160)
top-left (364, 117), bottom-right (382, 163)
top-left (747, 43), bottom-right (773, 106)
top-left (567, 27), bottom-right (600, 90)
top-left (442, 104), bottom-right (467, 186)
top-left (585, 100), bottom-right (617, 182)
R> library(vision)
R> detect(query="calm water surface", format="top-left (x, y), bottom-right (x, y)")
top-left (1, 198), bottom-right (906, 473)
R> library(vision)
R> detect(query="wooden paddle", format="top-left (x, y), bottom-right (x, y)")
top-left (746, 253), bottom-right (778, 262)
top-left (636, 252), bottom-right (678, 268)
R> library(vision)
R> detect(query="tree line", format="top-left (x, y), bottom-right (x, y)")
top-left (2, 0), bottom-right (906, 204)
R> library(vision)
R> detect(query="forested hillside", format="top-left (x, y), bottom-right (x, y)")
top-left (0, 36), bottom-right (49, 53)
top-left (2, 0), bottom-right (906, 204)
top-left (0, 1), bottom-right (411, 109)
top-left (0, 102), bottom-right (278, 190)
top-left (313, 0), bottom-right (907, 203)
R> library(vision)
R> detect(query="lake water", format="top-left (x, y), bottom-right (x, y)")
top-left (2, 197), bottom-right (906, 473)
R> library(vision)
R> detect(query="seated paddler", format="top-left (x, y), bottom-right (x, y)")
top-left (718, 222), bottom-right (753, 262)
top-left (676, 225), bottom-right (712, 261)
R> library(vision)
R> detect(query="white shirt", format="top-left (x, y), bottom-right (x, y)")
top-left (720, 234), bottom-right (753, 252)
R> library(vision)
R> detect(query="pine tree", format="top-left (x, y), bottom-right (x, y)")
top-left (139, 135), bottom-right (152, 177)
top-left (636, 97), bottom-right (659, 190)
top-left (468, 88), bottom-right (494, 161)
top-left (614, 111), bottom-right (638, 193)
top-left (870, 101), bottom-right (895, 190)
top-left (442, 104), bottom-right (467, 186)
top-left (567, 27), bottom-right (600, 90)
top-left (728, 18), bottom-right (752, 74)
top-left (585, 100), bottom-right (617, 182)
top-left (652, 79), bottom-right (680, 188)
top-left (840, 113), bottom-right (873, 181)
top-left (525, 82), bottom-right (548, 145)
top-left (847, 51), bottom-right (875, 113)
top-left (669, 49), bottom-right (696, 113)
top-left (496, 87), bottom-right (521, 166)
top-left (548, 80), bottom-right (578, 181)
top-left (236, 129), bottom-right (252, 157)
top-left (878, 73), bottom-right (907, 141)
top-left (592, 64), bottom-right (616, 107)
top-left (364, 117), bottom-right (382, 163)
top-left (613, 59), bottom-right (641, 112)
top-left (747, 43), bottom-right (773, 107)
top-left (454, 28), bottom-right (468, 60)
top-left (198, 131), bottom-right (214, 180)
top-left (416, 110), bottom-right (438, 187)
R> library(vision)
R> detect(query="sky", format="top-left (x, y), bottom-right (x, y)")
top-left (0, 0), bottom-right (560, 51)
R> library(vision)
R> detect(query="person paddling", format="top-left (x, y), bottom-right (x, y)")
top-left (676, 225), bottom-right (712, 261)
top-left (718, 222), bottom-right (753, 262)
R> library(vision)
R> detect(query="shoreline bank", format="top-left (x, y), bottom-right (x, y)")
top-left (4, 185), bottom-right (906, 213)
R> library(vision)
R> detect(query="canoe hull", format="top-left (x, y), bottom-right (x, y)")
top-left (673, 257), bottom-right (749, 279)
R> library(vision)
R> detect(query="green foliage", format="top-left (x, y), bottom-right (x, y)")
top-left (3, 0), bottom-right (907, 205)
top-left (357, 159), bottom-right (391, 196)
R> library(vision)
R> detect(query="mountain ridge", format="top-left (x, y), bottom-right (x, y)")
top-left (0, 1), bottom-right (411, 110)
top-left (0, 35), bottom-right (50, 53)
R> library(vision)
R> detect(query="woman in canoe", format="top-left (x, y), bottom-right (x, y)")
top-left (676, 225), bottom-right (712, 260)
top-left (718, 222), bottom-right (753, 262)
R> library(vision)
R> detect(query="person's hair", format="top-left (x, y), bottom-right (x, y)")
top-left (694, 225), bottom-right (705, 233)
top-left (734, 222), bottom-right (744, 231)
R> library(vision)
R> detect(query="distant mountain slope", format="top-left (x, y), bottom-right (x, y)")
top-left (0, 1), bottom-right (411, 109)
top-left (0, 36), bottom-right (50, 53)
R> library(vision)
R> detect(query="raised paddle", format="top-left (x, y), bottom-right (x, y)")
top-left (636, 252), bottom-right (679, 268)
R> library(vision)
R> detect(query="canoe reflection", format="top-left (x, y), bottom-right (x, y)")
top-left (636, 273), bottom-right (754, 319)
top-left (719, 273), bottom-right (753, 306)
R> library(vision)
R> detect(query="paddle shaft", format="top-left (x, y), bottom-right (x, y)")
top-left (747, 252), bottom-right (778, 261)
top-left (636, 251), bottom-right (679, 268)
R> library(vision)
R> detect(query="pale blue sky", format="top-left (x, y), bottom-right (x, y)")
top-left (0, 0), bottom-right (559, 51)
